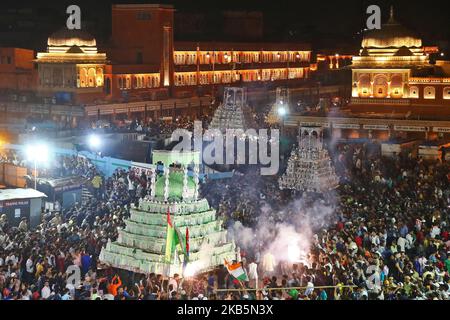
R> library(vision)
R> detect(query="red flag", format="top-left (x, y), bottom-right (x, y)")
top-left (167, 207), bottom-right (173, 228)
top-left (185, 227), bottom-right (190, 254)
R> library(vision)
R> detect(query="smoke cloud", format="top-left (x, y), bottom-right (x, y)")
top-left (228, 192), bottom-right (337, 267)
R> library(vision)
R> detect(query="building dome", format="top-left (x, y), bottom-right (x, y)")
top-left (48, 28), bottom-right (97, 48)
top-left (361, 8), bottom-right (422, 49)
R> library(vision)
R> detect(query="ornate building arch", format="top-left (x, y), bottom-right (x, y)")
top-left (409, 86), bottom-right (419, 98)
top-left (357, 74), bottom-right (371, 97)
top-left (443, 87), bottom-right (450, 99)
top-left (424, 86), bottom-right (435, 99)
top-left (79, 68), bottom-right (88, 87)
top-left (96, 68), bottom-right (104, 87)
top-left (87, 68), bottom-right (96, 87)
top-left (390, 74), bottom-right (403, 98)
top-left (373, 74), bottom-right (389, 98)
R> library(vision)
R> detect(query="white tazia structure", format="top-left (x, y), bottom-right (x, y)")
top-left (100, 150), bottom-right (236, 277)
top-left (279, 126), bottom-right (339, 193)
top-left (209, 87), bottom-right (249, 132)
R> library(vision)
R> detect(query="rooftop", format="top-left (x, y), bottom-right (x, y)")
top-left (0, 188), bottom-right (47, 202)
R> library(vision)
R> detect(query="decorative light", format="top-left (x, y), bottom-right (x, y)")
top-left (88, 134), bottom-right (102, 149)
top-left (296, 52), bottom-right (300, 59)
top-left (25, 143), bottom-right (49, 189)
top-left (206, 52), bottom-right (210, 59)
top-left (25, 144), bottom-right (49, 163)
top-left (277, 106), bottom-right (287, 116)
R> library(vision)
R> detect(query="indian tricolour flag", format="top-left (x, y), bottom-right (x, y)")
top-left (165, 208), bottom-right (180, 263)
top-left (224, 260), bottom-right (249, 282)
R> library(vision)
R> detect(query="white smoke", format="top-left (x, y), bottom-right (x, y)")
top-left (183, 241), bottom-right (216, 277)
top-left (228, 191), bottom-right (337, 266)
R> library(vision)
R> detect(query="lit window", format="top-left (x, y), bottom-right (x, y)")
top-left (443, 87), bottom-right (450, 99)
top-left (424, 86), bottom-right (435, 99)
top-left (409, 86), bottom-right (419, 98)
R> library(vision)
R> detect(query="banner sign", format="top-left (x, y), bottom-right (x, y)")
top-left (333, 123), bottom-right (361, 129)
top-left (432, 127), bottom-right (450, 133)
top-left (394, 125), bottom-right (427, 132)
top-left (363, 124), bottom-right (389, 130)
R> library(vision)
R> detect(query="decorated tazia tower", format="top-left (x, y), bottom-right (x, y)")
top-left (267, 87), bottom-right (290, 124)
top-left (279, 126), bottom-right (339, 193)
top-left (209, 87), bottom-right (251, 132)
top-left (100, 151), bottom-right (236, 277)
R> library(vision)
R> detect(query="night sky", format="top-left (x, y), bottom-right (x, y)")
top-left (1, 0), bottom-right (449, 51)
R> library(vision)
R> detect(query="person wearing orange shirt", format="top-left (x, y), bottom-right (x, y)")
top-left (108, 275), bottom-right (122, 297)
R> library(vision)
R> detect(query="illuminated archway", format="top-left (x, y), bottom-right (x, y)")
top-left (424, 86), bottom-right (435, 99)
top-left (443, 87), bottom-right (450, 99)
top-left (390, 74), bottom-right (403, 98)
top-left (88, 68), bottom-right (96, 87)
top-left (409, 86), bottom-right (419, 98)
top-left (79, 68), bottom-right (87, 88)
top-left (373, 74), bottom-right (388, 98)
top-left (357, 74), bottom-right (371, 97)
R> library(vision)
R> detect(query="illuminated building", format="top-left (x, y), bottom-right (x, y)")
top-left (0, 3), bottom-right (316, 124)
top-left (349, 7), bottom-right (448, 117)
top-left (36, 29), bottom-right (107, 104)
top-left (285, 7), bottom-right (450, 140)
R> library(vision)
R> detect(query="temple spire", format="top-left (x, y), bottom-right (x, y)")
top-left (387, 5), bottom-right (396, 24)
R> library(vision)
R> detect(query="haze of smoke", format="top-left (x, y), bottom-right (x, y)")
top-left (228, 191), bottom-right (338, 265)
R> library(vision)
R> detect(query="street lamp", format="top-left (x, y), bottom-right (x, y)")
top-left (88, 134), bottom-right (101, 150)
top-left (277, 105), bottom-right (287, 117)
top-left (25, 144), bottom-right (49, 190)
top-left (88, 134), bottom-right (102, 158)
top-left (277, 103), bottom-right (288, 135)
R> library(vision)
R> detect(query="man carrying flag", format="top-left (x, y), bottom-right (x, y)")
top-left (224, 259), bottom-right (249, 283)
top-left (165, 207), bottom-right (188, 265)
top-left (165, 208), bottom-right (180, 263)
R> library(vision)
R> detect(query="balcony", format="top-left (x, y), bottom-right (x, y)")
top-left (351, 97), bottom-right (411, 106)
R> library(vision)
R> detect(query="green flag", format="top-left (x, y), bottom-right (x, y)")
top-left (165, 208), bottom-right (180, 263)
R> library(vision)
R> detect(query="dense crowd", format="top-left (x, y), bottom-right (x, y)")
top-left (203, 144), bottom-right (450, 300)
top-left (1, 137), bottom-right (450, 300)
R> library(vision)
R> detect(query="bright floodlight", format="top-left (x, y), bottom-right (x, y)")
top-left (25, 144), bottom-right (49, 162)
top-left (278, 106), bottom-right (287, 116)
top-left (88, 134), bottom-right (101, 149)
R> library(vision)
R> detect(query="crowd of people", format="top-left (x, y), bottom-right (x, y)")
top-left (203, 144), bottom-right (450, 300)
top-left (1, 131), bottom-right (450, 300)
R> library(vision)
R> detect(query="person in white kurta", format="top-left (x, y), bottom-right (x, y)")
top-left (262, 252), bottom-right (276, 277)
top-left (247, 261), bottom-right (258, 288)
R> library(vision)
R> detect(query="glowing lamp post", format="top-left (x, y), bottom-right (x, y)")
top-left (88, 134), bottom-right (101, 150)
top-left (88, 134), bottom-right (103, 165)
top-left (25, 144), bottom-right (49, 190)
top-left (277, 101), bottom-right (288, 135)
